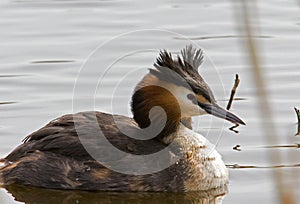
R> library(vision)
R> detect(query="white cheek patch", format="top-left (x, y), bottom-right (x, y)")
top-left (172, 87), bottom-right (207, 117)
top-left (155, 79), bottom-right (208, 117)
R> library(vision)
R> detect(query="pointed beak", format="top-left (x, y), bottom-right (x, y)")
top-left (199, 102), bottom-right (246, 125)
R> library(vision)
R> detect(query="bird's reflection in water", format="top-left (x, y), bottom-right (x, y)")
top-left (2, 184), bottom-right (228, 204)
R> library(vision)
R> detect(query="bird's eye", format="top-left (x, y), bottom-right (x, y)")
top-left (187, 93), bottom-right (197, 105)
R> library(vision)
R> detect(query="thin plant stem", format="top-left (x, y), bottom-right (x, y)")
top-left (227, 74), bottom-right (240, 110)
top-left (236, 0), bottom-right (295, 203)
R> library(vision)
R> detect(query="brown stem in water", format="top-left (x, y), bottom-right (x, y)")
top-left (294, 107), bottom-right (300, 136)
top-left (227, 74), bottom-right (240, 110)
top-left (227, 74), bottom-right (241, 133)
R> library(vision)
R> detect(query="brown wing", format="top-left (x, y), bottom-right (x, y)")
top-left (0, 112), bottom-right (188, 191)
top-left (5, 111), bottom-right (168, 162)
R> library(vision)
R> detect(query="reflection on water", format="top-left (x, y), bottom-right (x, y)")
top-left (232, 143), bottom-right (300, 151)
top-left (227, 163), bottom-right (300, 169)
top-left (30, 60), bottom-right (76, 64)
top-left (229, 124), bottom-right (239, 133)
top-left (2, 184), bottom-right (228, 204)
top-left (0, 102), bottom-right (17, 105)
top-left (174, 35), bottom-right (272, 40)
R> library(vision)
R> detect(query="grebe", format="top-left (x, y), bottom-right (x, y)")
top-left (0, 45), bottom-right (245, 192)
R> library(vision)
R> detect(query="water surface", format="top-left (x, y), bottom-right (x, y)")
top-left (0, 0), bottom-right (300, 203)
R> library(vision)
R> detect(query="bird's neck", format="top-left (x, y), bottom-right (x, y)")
top-left (131, 84), bottom-right (182, 144)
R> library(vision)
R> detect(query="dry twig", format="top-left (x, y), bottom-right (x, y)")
top-left (294, 107), bottom-right (300, 136)
top-left (227, 74), bottom-right (240, 110)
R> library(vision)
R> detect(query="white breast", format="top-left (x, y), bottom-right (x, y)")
top-left (173, 125), bottom-right (229, 191)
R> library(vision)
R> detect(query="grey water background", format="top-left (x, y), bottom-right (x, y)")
top-left (0, 0), bottom-right (300, 203)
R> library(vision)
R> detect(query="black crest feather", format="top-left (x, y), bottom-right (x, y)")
top-left (181, 44), bottom-right (204, 71)
top-left (154, 45), bottom-right (204, 74)
top-left (150, 45), bottom-right (215, 103)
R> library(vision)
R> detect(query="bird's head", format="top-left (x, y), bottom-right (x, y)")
top-left (131, 45), bottom-right (245, 135)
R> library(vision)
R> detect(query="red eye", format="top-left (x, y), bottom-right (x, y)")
top-left (187, 94), bottom-right (197, 105)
